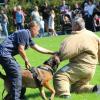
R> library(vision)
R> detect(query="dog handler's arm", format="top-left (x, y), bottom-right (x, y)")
top-left (18, 45), bottom-right (31, 69)
top-left (31, 44), bottom-right (54, 55)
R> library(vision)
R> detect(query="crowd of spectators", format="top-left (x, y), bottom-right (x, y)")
top-left (0, 0), bottom-right (100, 37)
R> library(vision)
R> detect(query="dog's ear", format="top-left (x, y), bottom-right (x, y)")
top-left (43, 55), bottom-right (60, 69)
top-left (43, 57), bottom-right (52, 66)
top-left (43, 60), bottom-right (48, 65)
top-left (51, 55), bottom-right (60, 71)
top-left (53, 55), bottom-right (60, 64)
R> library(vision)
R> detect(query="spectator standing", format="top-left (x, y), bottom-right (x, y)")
top-left (40, 2), bottom-right (50, 33)
top-left (86, 0), bottom-right (95, 16)
top-left (0, 9), bottom-right (8, 37)
top-left (0, 23), bottom-right (2, 36)
top-left (15, 5), bottom-right (25, 30)
top-left (12, 6), bottom-right (17, 30)
top-left (84, 0), bottom-right (96, 31)
top-left (59, 0), bottom-right (69, 23)
top-left (39, 16), bottom-right (45, 37)
top-left (93, 2), bottom-right (100, 16)
top-left (59, 0), bottom-right (69, 15)
top-left (73, 3), bottom-right (83, 18)
top-left (30, 6), bottom-right (40, 23)
top-left (48, 10), bottom-right (57, 36)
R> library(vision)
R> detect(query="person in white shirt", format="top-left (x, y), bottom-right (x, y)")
top-left (48, 10), bottom-right (57, 36)
top-left (30, 6), bottom-right (40, 23)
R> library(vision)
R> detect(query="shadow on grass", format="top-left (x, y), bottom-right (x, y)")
top-left (24, 92), bottom-right (50, 100)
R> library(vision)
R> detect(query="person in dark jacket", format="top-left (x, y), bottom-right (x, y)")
top-left (0, 21), bottom-right (54, 100)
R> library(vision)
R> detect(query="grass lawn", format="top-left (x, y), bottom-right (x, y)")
top-left (0, 32), bottom-right (100, 100)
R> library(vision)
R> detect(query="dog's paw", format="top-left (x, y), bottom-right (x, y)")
top-left (48, 98), bottom-right (53, 100)
top-left (42, 97), bottom-right (48, 100)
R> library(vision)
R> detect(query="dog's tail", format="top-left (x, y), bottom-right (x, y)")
top-left (0, 71), bottom-right (6, 80)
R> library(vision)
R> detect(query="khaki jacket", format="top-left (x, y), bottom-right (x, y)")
top-left (60, 29), bottom-right (100, 68)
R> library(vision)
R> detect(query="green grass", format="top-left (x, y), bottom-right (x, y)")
top-left (0, 33), bottom-right (100, 100)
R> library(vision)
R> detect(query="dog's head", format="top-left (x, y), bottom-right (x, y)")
top-left (43, 53), bottom-right (60, 72)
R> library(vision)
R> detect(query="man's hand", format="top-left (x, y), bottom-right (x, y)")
top-left (18, 45), bottom-right (31, 69)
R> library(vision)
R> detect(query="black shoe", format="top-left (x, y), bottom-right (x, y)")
top-left (60, 95), bottom-right (70, 99)
top-left (92, 85), bottom-right (100, 94)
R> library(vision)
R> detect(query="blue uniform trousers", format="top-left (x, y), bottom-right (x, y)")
top-left (0, 56), bottom-right (22, 100)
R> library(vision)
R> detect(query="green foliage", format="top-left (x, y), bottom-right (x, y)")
top-left (8, 0), bottom-right (18, 10)
top-left (7, 0), bottom-right (100, 9)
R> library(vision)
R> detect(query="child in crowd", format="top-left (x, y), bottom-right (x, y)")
top-left (48, 10), bottom-right (57, 36)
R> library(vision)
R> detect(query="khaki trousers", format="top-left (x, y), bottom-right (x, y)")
top-left (53, 64), bottom-right (96, 96)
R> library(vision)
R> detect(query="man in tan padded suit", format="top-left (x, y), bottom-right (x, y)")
top-left (53, 17), bottom-right (100, 99)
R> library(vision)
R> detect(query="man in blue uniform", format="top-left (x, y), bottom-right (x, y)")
top-left (0, 21), bottom-right (54, 100)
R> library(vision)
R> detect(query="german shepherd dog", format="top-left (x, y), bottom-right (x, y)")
top-left (0, 54), bottom-right (60, 100)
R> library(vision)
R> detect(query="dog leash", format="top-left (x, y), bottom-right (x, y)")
top-left (28, 67), bottom-right (42, 87)
top-left (38, 65), bottom-right (54, 75)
